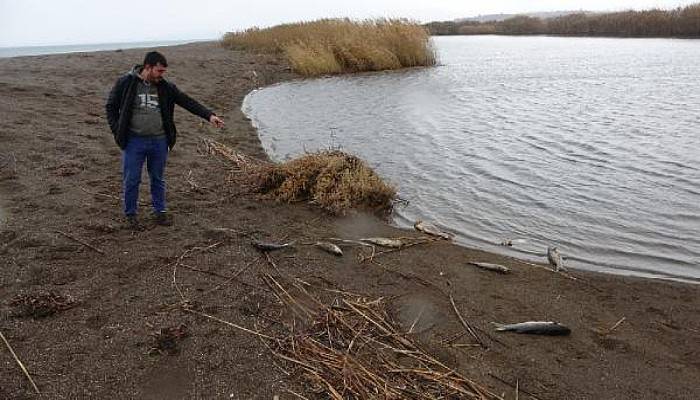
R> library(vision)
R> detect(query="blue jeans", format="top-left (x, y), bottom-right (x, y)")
top-left (122, 136), bottom-right (169, 216)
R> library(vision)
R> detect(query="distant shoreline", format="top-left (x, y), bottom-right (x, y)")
top-left (426, 4), bottom-right (700, 38)
top-left (430, 32), bottom-right (700, 40)
top-left (0, 38), bottom-right (216, 58)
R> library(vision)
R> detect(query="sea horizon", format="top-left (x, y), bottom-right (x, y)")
top-left (0, 38), bottom-right (217, 58)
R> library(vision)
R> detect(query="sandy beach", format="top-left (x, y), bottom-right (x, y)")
top-left (1, 41), bottom-right (698, 399)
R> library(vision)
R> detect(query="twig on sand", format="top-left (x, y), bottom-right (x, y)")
top-left (184, 308), bottom-right (275, 340)
top-left (517, 260), bottom-right (602, 292)
top-left (407, 305), bottom-right (426, 334)
top-left (325, 238), bottom-right (373, 247)
top-left (449, 294), bottom-right (488, 349)
top-left (488, 373), bottom-right (544, 400)
top-left (184, 169), bottom-right (207, 192)
top-left (210, 226), bottom-right (254, 238)
top-left (286, 389), bottom-right (311, 400)
top-left (358, 237), bottom-right (438, 263)
top-left (595, 317), bottom-right (627, 336)
top-left (198, 258), bottom-right (259, 296)
top-left (79, 186), bottom-right (149, 206)
top-left (607, 317), bottom-right (626, 333)
top-left (79, 186), bottom-right (119, 201)
top-left (172, 242), bottom-right (222, 303)
top-left (0, 330), bottom-right (41, 394)
top-left (199, 136), bottom-right (264, 171)
top-left (263, 253), bottom-right (285, 276)
top-left (262, 273), bottom-right (315, 318)
top-left (178, 261), bottom-right (262, 291)
top-left (55, 230), bottom-right (105, 254)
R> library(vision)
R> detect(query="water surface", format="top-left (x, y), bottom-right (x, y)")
top-left (243, 35), bottom-right (700, 282)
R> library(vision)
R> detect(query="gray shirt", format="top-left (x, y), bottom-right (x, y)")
top-left (129, 80), bottom-right (165, 137)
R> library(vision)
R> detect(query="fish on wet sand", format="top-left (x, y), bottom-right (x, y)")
top-left (494, 321), bottom-right (571, 336)
top-left (252, 240), bottom-right (293, 252)
top-left (315, 241), bottom-right (343, 256)
top-left (547, 246), bottom-right (566, 271)
top-left (360, 237), bottom-right (404, 248)
top-left (500, 238), bottom-right (527, 246)
top-left (467, 262), bottom-right (511, 274)
top-left (413, 220), bottom-right (451, 240)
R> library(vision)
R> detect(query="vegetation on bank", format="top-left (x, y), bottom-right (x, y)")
top-left (249, 150), bottom-right (397, 215)
top-left (221, 19), bottom-right (436, 76)
top-left (426, 3), bottom-right (700, 37)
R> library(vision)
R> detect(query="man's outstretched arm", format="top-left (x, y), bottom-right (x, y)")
top-left (172, 84), bottom-right (225, 128)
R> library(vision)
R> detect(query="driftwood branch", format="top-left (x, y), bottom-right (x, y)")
top-left (449, 294), bottom-right (487, 349)
top-left (79, 186), bottom-right (149, 206)
top-left (488, 373), bottom-right (545, 400)
top-left (184, 308), bottom-right (275, 340)
top-left (0, 330), bottom-right (40, 394)
top-left (55, 230), bottom-right (105, 254)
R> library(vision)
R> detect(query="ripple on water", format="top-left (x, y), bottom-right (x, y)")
top-left (244, 36), bottom-right (700, 283)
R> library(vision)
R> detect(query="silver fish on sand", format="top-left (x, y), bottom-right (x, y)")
top-left (360, 237), bottom-right (404, 248)
top-left (315, 241), bottom-right (343, 256)
top-left (252, 240), bottom-right (293, 252)
top-left (467, 262), bottom-right (511, 274)
top-left (413, 220), bottom-right (451, 240)
top-left (547, 246), bottom-right (566, 271)
top-left (500, 238), bottom-right (527, 246)
top-left (494, 321), bottom-right (571, 336)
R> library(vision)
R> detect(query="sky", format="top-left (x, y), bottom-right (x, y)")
top-left (0, 0), bottom-right (697, 47)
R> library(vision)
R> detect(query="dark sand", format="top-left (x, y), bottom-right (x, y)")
top-left (0, 42), bottom-right (698, 399)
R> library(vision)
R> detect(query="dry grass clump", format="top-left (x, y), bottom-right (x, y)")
top-left (263, 275), bottom-right (503, 399)
top-left (222, 18), bottom-right (436, 76)
top-left (251, 150), bottom-right (396, 215)
top-left (9, 292), bottom-right (75, 319)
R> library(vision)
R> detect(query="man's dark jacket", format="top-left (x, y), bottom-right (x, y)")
top-left (105, 65), bottom-right (214, 149)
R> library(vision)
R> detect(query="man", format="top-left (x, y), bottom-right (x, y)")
top-left (106, 51), bottom-right (224, 229)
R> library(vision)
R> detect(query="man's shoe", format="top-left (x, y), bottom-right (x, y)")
top-left (154, 212), bottom-right (172, 226)
top-left (126, 215), bottom-right (143, 231)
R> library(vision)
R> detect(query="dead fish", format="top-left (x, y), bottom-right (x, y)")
top-left (468, 262), bottom-right (511, 274)
top-left (500, 238), bottom-right (527, 246)
top-left (413, 220), bottom-right (451, 240)
top-left (360, 237), bottom-right (404, 248)
top-left (315, 241), bottom-right (343, 256)
top-left (252, 240), bottom-right (293, 252)
top-left (494, 321), bottom-right (571, 336)
top-left (547, 246), bottom-right (566, 271)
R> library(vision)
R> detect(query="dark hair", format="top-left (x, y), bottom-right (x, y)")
top-left (143, 51), bottom-right (168, 67)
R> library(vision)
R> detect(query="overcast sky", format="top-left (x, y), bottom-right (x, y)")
top-left (1, 0), bottom-right (696, 47)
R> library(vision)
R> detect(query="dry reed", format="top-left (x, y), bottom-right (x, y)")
top-left (250, 150), bottom-right (397, 215)
top-left (200, 138), bottom-right (396, 215)
top-left (263, 275), bottom-right (503, 399)
top-left (222, 18), bottom-right (436, 76)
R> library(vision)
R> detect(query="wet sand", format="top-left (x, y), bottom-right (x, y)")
top-left (0, 41), bottom-right (698, 399)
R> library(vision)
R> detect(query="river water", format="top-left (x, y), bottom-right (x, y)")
top-left (242, 35), bottom-right (700, 282)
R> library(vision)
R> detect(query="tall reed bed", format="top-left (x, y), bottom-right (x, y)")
top-left (221, 18), bottom-right (436, 76)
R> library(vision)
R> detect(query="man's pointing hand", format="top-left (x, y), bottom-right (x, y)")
top-left (209, 115), bottom-right (225, 129)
